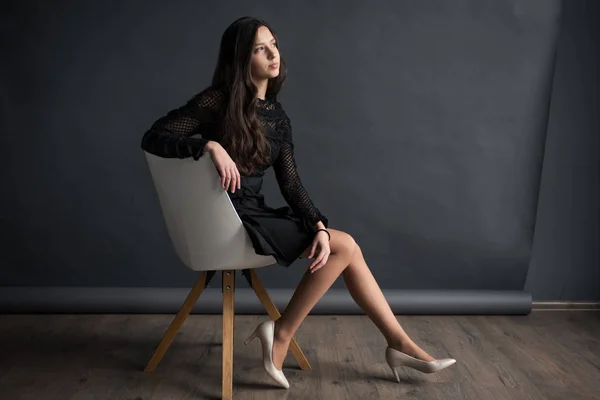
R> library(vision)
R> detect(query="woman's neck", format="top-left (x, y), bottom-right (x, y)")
top-left (254, 79), bottom-right (268, 100)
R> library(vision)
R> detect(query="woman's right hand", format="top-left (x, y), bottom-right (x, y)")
top-left (205, 141), bottom-right (241, 193)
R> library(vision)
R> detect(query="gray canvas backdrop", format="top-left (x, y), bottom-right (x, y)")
top-left (0, 0), bottom-right (597, 301)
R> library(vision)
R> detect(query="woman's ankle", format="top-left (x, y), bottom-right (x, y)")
top-left (273, 318), bottom-right (294, 343)
top-left (387, 338), bottom-right (412, 352)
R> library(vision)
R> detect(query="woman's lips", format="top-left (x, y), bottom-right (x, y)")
top-left (269, 63), bottom-right (279, 69)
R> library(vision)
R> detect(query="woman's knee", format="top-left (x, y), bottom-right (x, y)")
top-left (331, 229), bottom-right (357, 259)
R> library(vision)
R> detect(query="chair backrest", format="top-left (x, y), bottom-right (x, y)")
top-left (144, 152), bottom-right (277, 271)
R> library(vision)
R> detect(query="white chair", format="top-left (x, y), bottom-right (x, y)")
top-left (142, 152), bottom-right (311, 399)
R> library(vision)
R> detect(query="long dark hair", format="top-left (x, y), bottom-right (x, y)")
top-left (211, 16), bottom-right (287, 176)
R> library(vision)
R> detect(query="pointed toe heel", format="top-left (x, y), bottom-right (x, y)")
top-left (245, 320), bottom-right (290, 389)
top-left (385, 346), bottom-right (456, 381)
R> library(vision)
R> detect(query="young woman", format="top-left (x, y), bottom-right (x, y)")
top-left (141, 16), bottom-right (456, 389)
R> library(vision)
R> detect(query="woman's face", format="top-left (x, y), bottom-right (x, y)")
top-left (250, 26), bottom-right (280, 81)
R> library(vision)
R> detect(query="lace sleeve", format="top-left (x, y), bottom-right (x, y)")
top-left (141, 87), bottom-right (223, 160)
top-left (273, 115), bottom-right (329, 230)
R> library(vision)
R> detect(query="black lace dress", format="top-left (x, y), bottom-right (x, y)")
top-left (141, 87), bottom-right (329, 267)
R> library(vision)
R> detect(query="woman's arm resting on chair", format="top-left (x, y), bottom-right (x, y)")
top-left (141, 87), bottom-right (223, 160)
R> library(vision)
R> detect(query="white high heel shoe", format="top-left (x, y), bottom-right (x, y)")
top-left (385, 346), bottom-right (456, 382)
top-left (244, 320), bottom-right (290, 389)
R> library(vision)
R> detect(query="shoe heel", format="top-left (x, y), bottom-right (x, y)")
top-left (388, 364), bottom-right (400, 383)
top-left (244, 327), bottom-right (259, 345)
top-left (385, 351), bottom-right (401, 382)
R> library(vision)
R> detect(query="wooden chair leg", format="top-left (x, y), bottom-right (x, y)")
top-left (144, 271), bottom-right (209, 372)
top-left (246, 269), bottom-right (312, 370)
top-left (222, 270), bottom-right (235, 400)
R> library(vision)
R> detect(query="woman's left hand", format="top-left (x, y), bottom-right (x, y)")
top-left (308, 231), bottom-right (331, 273)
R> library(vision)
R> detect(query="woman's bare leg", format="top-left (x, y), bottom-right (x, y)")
top-left (270, 229), bottom-right (357, 369)
top-left (340, 242), bottom-right (434, 361)
top-left (271, 228), bottom-right (434, 370)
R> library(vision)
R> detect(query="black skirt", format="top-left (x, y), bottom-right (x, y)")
top-left (227, 176), bottom-right (314, 267)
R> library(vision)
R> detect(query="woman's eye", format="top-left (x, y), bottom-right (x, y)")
top-left (255, 43), bottom-right (276, 53)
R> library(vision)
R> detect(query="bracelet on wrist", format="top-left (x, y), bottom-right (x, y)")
top-left (315, 228), bottom-right (331, 241)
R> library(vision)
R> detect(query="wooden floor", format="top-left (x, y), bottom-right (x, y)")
top-left (0, 311), bottom-right (598, 400)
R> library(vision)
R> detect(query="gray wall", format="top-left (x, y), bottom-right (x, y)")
top-left (0, 1), bottom-right (596, 301)
top-left (525, 0), bottom-right (599, 301)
